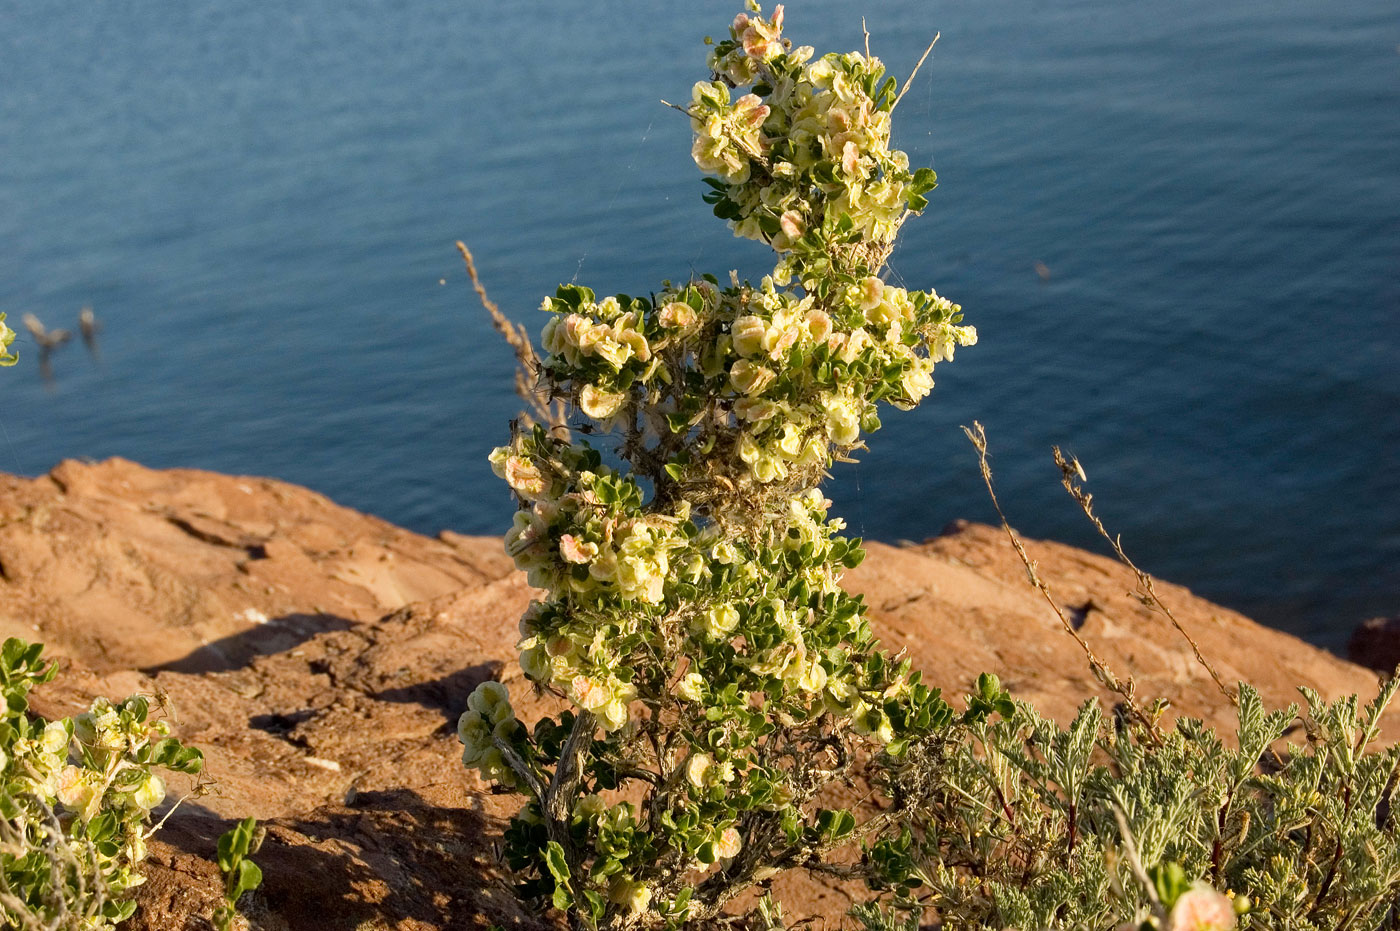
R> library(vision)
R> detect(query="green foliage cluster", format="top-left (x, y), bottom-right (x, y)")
top-left (213, 816), bottom-right (264, 931)
top-left (855, 678), bottom-right (1400, 930)
top-left (0, 638), bottom-right (203, 929)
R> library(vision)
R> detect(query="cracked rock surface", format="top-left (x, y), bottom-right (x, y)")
top-left (1, 459), bottom-right (1389, 929)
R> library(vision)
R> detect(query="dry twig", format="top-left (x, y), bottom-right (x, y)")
top-left (455, 241), bottom-right (567, 435)
top-left (1051, 446), bottom-right (1237, 707)
top-left (892, 33), bottom-right (939, 112)
top-left (963, 422), bottom-right (1161, 739)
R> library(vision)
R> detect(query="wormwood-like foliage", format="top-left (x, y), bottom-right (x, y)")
top-left (857, 677), bottom-right (1400, 930)
top-left (462, 5), bottom-right (978, 928)
top-left (0, 638), bottom-right (204, 929)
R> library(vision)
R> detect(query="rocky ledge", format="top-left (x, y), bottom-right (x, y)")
top-left (0, 458), bottom-right (1390, 930)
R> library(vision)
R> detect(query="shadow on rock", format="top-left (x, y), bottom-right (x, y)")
top-left (372, 661), bottom-right (502, 727)
top-left (264, 789), bottom-right (544, 930)
top-left (145, 613), bottom-right (357, 675)
top-left (136, 790), bottom-right (547, 931)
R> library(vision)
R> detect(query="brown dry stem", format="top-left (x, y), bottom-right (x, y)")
top-left (892, 33), bottom-right (939, 112)
top-left (455, 241), bottom-right (568, 435)
top-left (962, 422), bottom-right (1161, 740)
top-left (1051, 446), bottom-right (1237, 707)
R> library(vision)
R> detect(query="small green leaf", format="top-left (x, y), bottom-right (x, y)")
top-left (544, 840), bottom-right (571, 885)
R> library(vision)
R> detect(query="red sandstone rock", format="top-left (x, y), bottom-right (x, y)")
top-left (1, 458), bottom-right (1390, 930)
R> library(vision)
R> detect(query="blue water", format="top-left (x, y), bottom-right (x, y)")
top-left (1, 1), bottom-right (1396, 649)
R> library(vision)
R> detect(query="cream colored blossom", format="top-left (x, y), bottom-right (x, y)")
top-left (608, 875), bottom-right (653, 916)
top-left (133, 774), bottom-right (165, 811)
top-left (686, 753), bottom-right (714, 788)
top-left (700, 603), bottom-right (741, 639)
top-left (677, 672), bottom-right (706, 702)
top-left (574, 793), bottom-right (607, 821)
top-left (732, 315), bottom-right (767, 357)
top-left (822, 393), bottom-right (862, 445)
top-left (730, 359), bottom-right (776, 395)
top-left (803, 308), bottom-right (833, 344)
top-left (712, 541), bottom-right (740, 564)
top-left (734, 397), bottom-right (781, 422)
top-left (659, 301), bottom-right (698, 329)
top-left (715, 826), bottom-right (744, 859)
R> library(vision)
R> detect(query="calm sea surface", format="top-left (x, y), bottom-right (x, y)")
top-left (1, 1), bottom-right (1396, 649)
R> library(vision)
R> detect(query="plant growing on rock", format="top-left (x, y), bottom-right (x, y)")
top-left (0, 638), bottom-right (204, 929)
top-left (461, 5), bottom-right (1400, 929)
top-left (462, 4), bottom-right (977, 927)
top-left (854, 677), bottom-right (1400, 930)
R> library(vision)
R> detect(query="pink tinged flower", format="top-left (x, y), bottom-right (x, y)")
top-left (571, 676), bottom-right (611, 713)
top-left (562, 313), bottom-right (590, 347)
top-left (558, 534), bottom-right (598, 565)
top-left (732, 95), bottom-right (771, 132)
top-left (804, 309), bottom-right (833, 344)
top-left (842, 140), bottom-right (861, 176)
top-left (504, 456), bottom-right (547, 498)
top-left (779, 210), bottom-right (805, 240)
top-left (742, 27), bottom-right (774, 59)
top-left (734, 397), bottom-right (780, 422)
top-left (1167, 885), bottom-right (1237, 931)
top-left (55, 766), bottom-right (87, 807)
top-left (729, 359), bottom-right (776, 396)
top-left (659, 301), bottom-right (698, 329)
top-left (715, 826), bottom-right (743, 859)
top-left (765, 322), bottom-right (800, 360)
top-left (731, 12), bottom-right (750, 32)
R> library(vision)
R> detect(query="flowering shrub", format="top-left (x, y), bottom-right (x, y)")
top-left (464, 4), bottom-right (976, 927)
top-left (462, 5), bottom-right (1400, 929)
top-left (0, 638), bottom-right (204, 929)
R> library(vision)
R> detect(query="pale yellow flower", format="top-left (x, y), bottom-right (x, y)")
top-left (677, 672), bottom-right (706, 702)
top-left (579, 384), bottom-right (626, 420)
top-left (715, 826), bottom-right (744, 859)
top-left (729, 359), bottom-right (776, 395)
top-left (732, 315), bottom-right (768, 357)
top-left (608, 876), bottom-right (653, 916)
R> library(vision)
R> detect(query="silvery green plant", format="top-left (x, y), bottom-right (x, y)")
top-left (0, 638), bottom-right (204, 929)
top-left (858, 678), bottom-right (1400, 930)
top-left (462, 5), bottom-right (978, 927)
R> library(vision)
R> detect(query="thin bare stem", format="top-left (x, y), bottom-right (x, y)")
top-left (862, 17), bottom-right (871, 60)
top-left (892, 33), bottom-right (939, 112)
top-left (455, 241), bottom-right (567, 434)
top-left (963, 422), bottom-right (1160, 740)
top-left (1051, 446), bottom-right (1238, 707)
